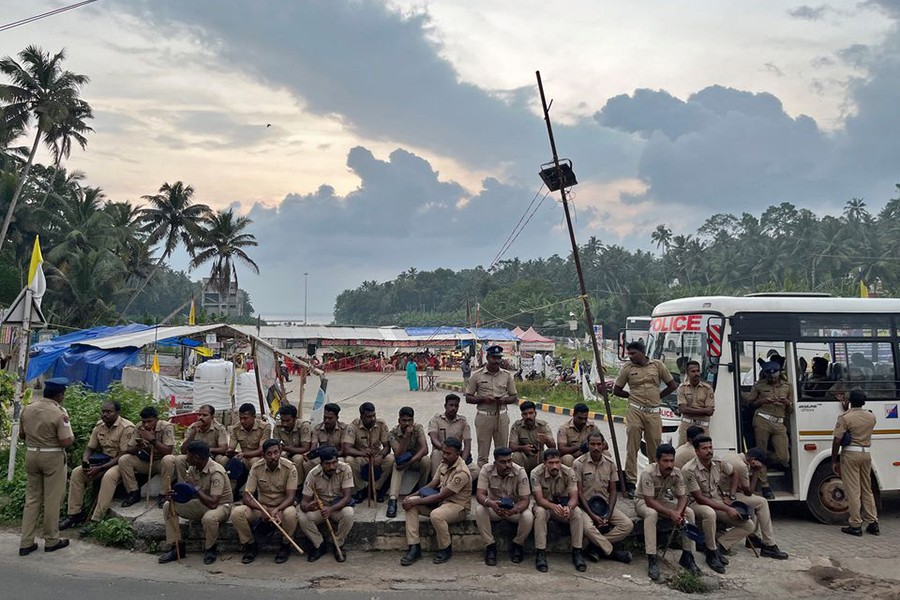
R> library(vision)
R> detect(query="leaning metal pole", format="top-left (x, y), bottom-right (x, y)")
top-left (535, 71), bottom-right (626, 488)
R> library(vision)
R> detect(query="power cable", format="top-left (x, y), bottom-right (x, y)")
top-left (0, 0), bottom-right (101, 32)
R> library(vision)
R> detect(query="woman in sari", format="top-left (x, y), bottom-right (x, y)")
top-left (406, 356), bottom-right (419, 391)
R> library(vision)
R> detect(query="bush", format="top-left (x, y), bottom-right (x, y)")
top-left (668, 569), bottom-right (708, 594)
top-left (0, 449), bottom-right (27, 523)
top-left (88, 517), bottom-right (135, 548)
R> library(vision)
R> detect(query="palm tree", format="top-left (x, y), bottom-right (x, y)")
top-left (0, 45), bottom-right (91, 252)
top-left (650, 224), bottom-right (672, 253)
top-left (37, 98), bottom-right (93, 205)
top-left (843, 197), bottom-right (869, 223)
top-left (189, 208), bottom-right (259, 299)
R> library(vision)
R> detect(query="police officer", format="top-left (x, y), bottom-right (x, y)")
top-left (386, 406), bottom-right (430, 518)
top-left (176, 404), bottom-right (228, 482)
top-left (273, 404), bottom-right (313, 484)
top-left (531, 449), bottom-right (586, 573)
top-left (343, 402), bottom-right (394, 502)
top-left (613, 341), bottom-right (677, 495)
top-left (466, 345), bottom-right (518, 468)
top-left (60, 401), bottom-right (135, 530)
top-left (509, 401), bottom-right (556, 475)
top-left (677, 360), bottom-right (715, 445)
top-left (19, 377), bottom-right (75, 555)
top-left (117, 406), bottom-right (176, 508)
top-left (297, 446), bottom-right (355, 562)
top-left (427, 394), bottom-right (477, 480)
top-left (832, 389), bottom-right (879, 536)
top-left (744, 361), bottom-right (792, 472)
top-left (218, 403), bottom-right (271, 476)
top-left (557, 403), bottom-right (597, 467)
top-left (311, 403), bottom-right (347, 455)
top-left (675, 425), bottom-right (704, 469)
top-left (474, 446), bottom-right (533, 565)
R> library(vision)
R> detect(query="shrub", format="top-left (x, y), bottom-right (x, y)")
top-left (668, 569), bottom-right (708, 594)
top-left (89, 517), bottom-right (135, 548)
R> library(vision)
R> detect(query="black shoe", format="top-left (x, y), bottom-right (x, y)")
top-left (386, 498), bottom-right (398, 518)
top-left (761, 487), bottom-right (775, 500)
top-left (625, 481), bottom-right (636, 499)
top-left (485, 543), bottom-right (497, 566)
top-left (120, 491), bottom-right (142, 507)
top-left (352, 488), bottom-right (368, 503)
top-left (400, 544), bottom-right (422, 566)
top-left (609, 548), bottom-right (632, 563)
top-left (45, 539), bottom-right (70, 553)
top-left (745, 534), bottom-right (763, 549)
top-left (275, 543), bottom-right (291, 564)
top-left (841, 526), bottom-right (863, 537)
top-left (156, 495), bottom-right (166, 509)
top-left (376, 489), bottom-right (387, 503)
top-left (535, 549), bottom-right (548, 572)
top-left (760, 544), bottom-right (789, 560)
top-left (648, 555), bottom-right (660, 581)
top-left (705, 549), bottom-right (726, 574)
top-left (334, 545), bottom-right (347, 562)
top-left (203, 544), bottom-right (218, 565)
top-left (679, 551), bottom-right (702, 576)
top-left (59, 513), bottom-right (85, 530)
top-left (510, 542), bottom-right (524, 563)
top-left (583, 542), bottom-right (602, 562)
top-left (433, 544), bottom-right (453, 564)
top-left (307, 542), bottom-right (327, 562)
top-left (866, 522), bottom-right (880, 536)
top-left (18, 544), bottom-right (38, 557)
top-left (572, 548), bottom-right (587, 572)
top-left (241, 541), bottom-right (259, 564)
top-left (159, 542), bottom-right (186, 564)
top-left (716, 543), bottom-right (730, 565)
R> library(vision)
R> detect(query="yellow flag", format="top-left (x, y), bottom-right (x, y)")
top-left (27, 236), bottom-right (46, 307)
top-left (188, 299), bottom-right (196, 325)
top-left (860, 281), bottom-right (869, 298)
top-left (151, 352), bottom-right (160, 374)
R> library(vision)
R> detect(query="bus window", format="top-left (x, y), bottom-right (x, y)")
top-left (829, 341), bottom-right (897, 401)
top-left (795, 342), bottom-right (833, 400)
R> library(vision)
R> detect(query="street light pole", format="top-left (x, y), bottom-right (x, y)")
top-left (303, 272), bottom-right (309, 325)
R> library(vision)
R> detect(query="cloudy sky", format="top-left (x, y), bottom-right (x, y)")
top-left (2, 1), bottom-right (899, 320)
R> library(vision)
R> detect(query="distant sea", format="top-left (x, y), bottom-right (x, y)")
top-left (260, 313), bottom-right (335, 325)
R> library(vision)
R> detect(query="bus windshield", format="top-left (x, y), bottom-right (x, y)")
top-left (646, 313), bottom-right (718, 387)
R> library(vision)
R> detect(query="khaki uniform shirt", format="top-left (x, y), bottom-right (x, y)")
top-left (186, 458), bottom-right (234, 503)
top-left (303, 462), bottom-right (354, 504)
top-left (274, 421), bottom-right (313, 451)
top-left (677, 380), bottom-right (715, 414)
top-left (614, 360), bottom-right (673, 407)
top-left (245, 457), bottom-right (298, 506)
top-left (530, 463), bottom-right (577, 501)
top-left (834, 407), bottom-right (877, 447)
top-left (184, 420), bottom-right (227, 452)
top-left (573, 452), bottom-right (616, 500)
top-left (228, 419), bottom-right (270, 452)
top-left (128, 419), bottom-right (176, 449)
top-left (720, 453), bottom-right (753, 488)
top-left (683, 457), bottom-right (732, 502)
top-left (466, 367), bottom-right (517, 414)
top-left (477, 462), bottom-right (530, 501)
top-left (313, 421), bottom-right (347, 450)
top-left (674, 442), bottom-right (696, 469)
top-left (436, 456), bottom-right (472, 507)
top-left (746, 380), bottom-right (793, 418)
top-left (390, 423), bottom-right (427, 454)
top-left (637, 463), bottom-right (686, 502)
top-left (510, 419), bottom-right (554, 455)
top-left (87, 416), bottom-right (135, 457)
top-left (343, 418), bottom-right (390, 453)
top-left (557, 418), bottom-right (597, 449)
top-left (19, 397), bottom-right (73, 448)
top-left (427, 413), bottom-right (472, 443)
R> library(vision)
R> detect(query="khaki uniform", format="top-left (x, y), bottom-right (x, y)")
top-left (427, 412), bottom-right (478, 479)
top-left (474, 462), bottom-right (534, 545)
top-left (118, 420), bottom-right (176, 494)
top-left (683, 457), bottom-right (754, 551)
top-left (676, 380), bottom-right (715, 445)
top-left (557, 418), bottom-right (597, 467)
top-left (634, 464), bottom-right (696, 554)
top-left (312, 420), bottom-right (347, 452)
top-left (404, 456), bottom-right (471, 548)
top-left (674, 442), bottom-right (696, 469)
top-left (720, 453), bottom-right (777, 545)
top-left (274, 420), bottom-right (313, 482)
top-left (615, 360), bottom-right (673, 483)
top-left (834, 407), bottom-right (878, 528)
top-left (509, 418), bottom-right (554, 474)
top-left (216, 419), bottom-right (271, 473)
top-left (466, 367), bottom-right (517, 467)
top-left (745, 380), bottom-right (792, 467)
top-left (389, 423), bottom-right (430, 497)
top-left (231, 457), bottom-right (299, 544)
top-left (19, 397), bottom-right (74, 549)
top-left (574, 453), bottom-right (633, 554)
top-left (163, 458), bottom-right (233, 549)
top-left (297, 462), bottom-right (355, 546)
top-left (67, 416), bottom-right (135, 520)
top-left (343, 418), bottom-right (395, 492)
top-left (530, 463), bottom-right (584, 550)
top-left (175, 420), bottom-right (228, 482)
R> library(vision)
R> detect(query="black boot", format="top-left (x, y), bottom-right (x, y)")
top-left (120, 490), bottom-right (142, 507)
top-left (400, 543), bottom-right (422, 566)
top-left (609, 543), bottom-right (632, 563)
top-left (241, 541), bottom-right (259, 564)
top-left (203, 544), bottom-right (218, 565)
top-left (510, 542), bottom-right (524, 563)
top-left (274, 543), bottom-right (291, 564)
top-left (307, 542), bottom-right (327, 562)
top-left (679, 550), bottom-right (702, 576)
top-left (716, 542), bottom-right (731, 565)
top-left (841, 526), bottom-right (863, 537)
top-left (648, 555), bottom-right (660, 581)
top-left (535, 549), bottom-right (548, 572)
top-left (705, 548), bottom-right (725, 574)
top-left (866, 522), bottom-right (880, 536)
top-left (485, 543), bottom-right (497, 566)
top-left (386, 498), bottom-right (398, 518)
top-left (158, 542), bottom-right (186, 564)
top-left (582, 542), bottom-right (602, 562)
top-left (433, 544), bottom-right (453, 564)
top-left (760, 544), bottom-right (789, 559)
top-left (572, 548), bottom-right (587, 572)
top-left (59, 512), bottom-right (85, 530)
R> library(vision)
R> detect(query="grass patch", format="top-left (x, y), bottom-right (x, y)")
top-left (517, 380), bottom-right (628, 416)
top-left (668, 569), bottom-right (708, 594)
top-left (88, 517), bottom-right (135, 548)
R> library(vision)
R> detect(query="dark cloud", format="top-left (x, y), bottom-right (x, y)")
top-left (764, 62), bottom-right (786, 76)
top-left (811, 55), bottom-right (835, 68)
top-left (788, 5), bottom-right (831, 20)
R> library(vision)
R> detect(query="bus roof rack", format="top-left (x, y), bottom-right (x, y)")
top-left (744, 292), bottom-right (831, 298)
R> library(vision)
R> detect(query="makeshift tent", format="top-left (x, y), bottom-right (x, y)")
top-left (511, 326), bottom-right (525, 337)
top-left (519, 327), bottom-right (555, 352)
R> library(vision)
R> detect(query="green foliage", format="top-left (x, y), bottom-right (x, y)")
top-left (87, 517), bottom-right (134, 548)
top-left (0, 449), bottom-right (27, 523)
top-left (0, 370), bottom-right (17, 438)
top-left (517, 380), bottom-right (628, 415)
top-left (668, 568), bottom-right (708, 594)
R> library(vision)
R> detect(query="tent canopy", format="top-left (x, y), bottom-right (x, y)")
top-left (519, 327), bottom-right (554, 343)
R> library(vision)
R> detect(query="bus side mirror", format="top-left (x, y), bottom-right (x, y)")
top-left (706, 318), bottom-right (724, 358)
top-left (617, 329), bottom-right (626, 360)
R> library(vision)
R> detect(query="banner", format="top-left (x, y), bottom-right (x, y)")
top-left (252, 341), bottom-right (282, 415)
top-left (157, 375), bottom-right (196, 412)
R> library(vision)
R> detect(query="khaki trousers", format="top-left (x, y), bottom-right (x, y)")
top-left (736, 492), bottom-right (775, 545)
top-left (753, 413), bottom-right (789, 467)
top-left (118, 453), bottom-right (176, 493)
top-left (430, 450), bottom-right (479, 483)
top-left (297, 506), bottom-right (355, 547)
top-left (475, 411), bottom-right (510, 468)
top-left (634, 499), bottom-right (695, 555)
top-left (510, 451), bottom-right (541, 475)
top-left (625, 408), bottom-right (662, 484)
top-left (231, 504), bottom-right (298, 544)
top-left (404, 501), bottom-right (468, 547)
top-left (389, 458), bottom-right (430, 498)
top-left (163, 499), bottom-right (231, 548)
top-left (581, 507), bottom-right (634, 554)
top-left (20, 450), bottom-right (67, 548)
top-left (677, 422), bottom-right (710, 447)
top-left (474, 503), bottom-right (534, 545)
top-left (841, 451), bottom-right (877, 527)
top-left (693, 503), bottom-right (754, 551)
top-left (533, 505), bottom-right (584, 550)
top-left (346, 455), bottom-right (395, 492)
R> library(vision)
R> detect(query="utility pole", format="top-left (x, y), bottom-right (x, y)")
top-left (535, 71), bottom-right (625, 488)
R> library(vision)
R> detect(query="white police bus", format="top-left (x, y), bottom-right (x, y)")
top-left (646, 294), bottom-right (900, 523)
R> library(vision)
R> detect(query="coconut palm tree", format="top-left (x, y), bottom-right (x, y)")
top-left (0, 45), bottom-right (91, 252)
top-left (189, 208), bottom-right (260, 298)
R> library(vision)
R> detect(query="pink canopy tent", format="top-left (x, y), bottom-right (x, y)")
top-left (518, 326), bottom-right (555, 352)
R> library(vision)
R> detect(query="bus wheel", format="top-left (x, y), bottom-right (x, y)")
top-left (806, 461), bottom-right (849, 524)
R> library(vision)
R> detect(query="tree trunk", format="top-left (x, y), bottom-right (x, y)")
top-left (115, 256), bottom-right (166, 324)
top-left (0, 130), bottom-right (42, 253)
top-left (38, 157), bottom-right (62, 207)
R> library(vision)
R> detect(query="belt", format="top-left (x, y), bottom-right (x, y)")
top-left (842, 445), bottom-right (870, 453)
top-left (756, 412), bottom-right (783, 424)
top-left (681, 417), bottom-right (709, 427)
top-left (477, 408), bottom-right (508, 415)
top-left (26, 447), bottom-right (64, 452)
top-left (629, 403), bottom-right (660, 413)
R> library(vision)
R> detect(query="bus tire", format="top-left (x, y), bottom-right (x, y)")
top-left (806, 461), bottom-right (849, 524)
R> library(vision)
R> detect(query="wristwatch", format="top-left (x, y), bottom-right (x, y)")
top-left (727, 493), bottom-right (736, 501)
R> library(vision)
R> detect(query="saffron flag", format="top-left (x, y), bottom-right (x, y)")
top-left (27, 236), bottom-right (46, 308)
top-left (188, 298), bottom-right (196, 325)
top-left (151, 352), bottom-right (160, 374)
top-left (860, 280), bottom-right (869, 298)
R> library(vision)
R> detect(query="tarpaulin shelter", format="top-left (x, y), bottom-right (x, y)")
top-left (518, 326), bottom-right (556, 352)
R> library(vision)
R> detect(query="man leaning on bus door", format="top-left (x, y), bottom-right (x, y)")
top-left (742, 361), bottom-right (792, 490)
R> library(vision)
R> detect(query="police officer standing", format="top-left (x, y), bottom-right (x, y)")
top-left (677, 360), bottom-right (715, 445)
top-left (466, 345), bottom-right (518, 468)
top-left (744, 361), bottom-right (792, 474)
top-left (19, 377), bottom-right (75, 555)
top-left (832, 389), bottom-right (879, 536)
